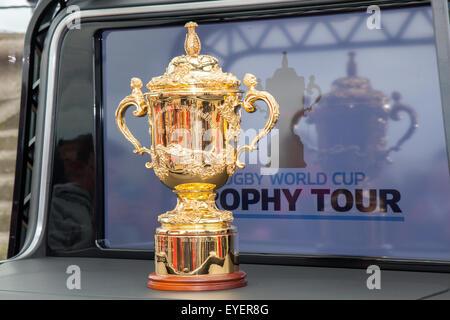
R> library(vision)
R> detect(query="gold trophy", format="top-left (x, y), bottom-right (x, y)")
top-left (116, 22), bottom-right (279, 291)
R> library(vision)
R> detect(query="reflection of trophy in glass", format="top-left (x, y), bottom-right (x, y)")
top-left (266, 52), bottom-right (321, 168)
top-left (115, 22), bottom-right (279, 291)
top-left (305, 51), bottom-right (417, 178)
top-left (303, 52), bottom-right (418, 252)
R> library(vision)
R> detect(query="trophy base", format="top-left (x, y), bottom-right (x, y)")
top-left (150, 222), bottom-right (247, 291)
top-left (147, 271), bottom-right (247, 291)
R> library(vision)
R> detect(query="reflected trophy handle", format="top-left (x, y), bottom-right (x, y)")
top-left (115, 77), bottom-right (154, 169)
top-left (236, 73), bottom-right (280, 169)
top-left (387, 92), bottom-right (418, 154)
top-left (292, 78), bottom-right (322, 151)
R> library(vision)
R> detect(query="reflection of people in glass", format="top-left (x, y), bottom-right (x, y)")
top-left (47, 134), bottom-right (94, 252)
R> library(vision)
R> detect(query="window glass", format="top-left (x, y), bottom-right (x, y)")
top-left (102, 5), bottom-right (450, 260)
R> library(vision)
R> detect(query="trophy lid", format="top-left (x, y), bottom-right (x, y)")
top-left (147, 22), bottom-right (240, 94)
top-left (320, 51), bottom-right (386, 105)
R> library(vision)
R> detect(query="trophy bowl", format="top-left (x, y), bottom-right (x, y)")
top-left (115, 22), bottom-right (279, 291)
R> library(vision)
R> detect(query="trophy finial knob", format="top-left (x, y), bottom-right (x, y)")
top-left (184, 21), bottom-right (201, 56)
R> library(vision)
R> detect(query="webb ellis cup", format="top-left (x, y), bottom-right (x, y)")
top-left (116, 22), bottom-right (280, 291)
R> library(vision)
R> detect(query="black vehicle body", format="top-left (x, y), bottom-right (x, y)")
top-left (1, 0), bottom-right (450, 299)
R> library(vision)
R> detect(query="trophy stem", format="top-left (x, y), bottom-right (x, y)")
top-left (158, 183), bottom-right (233, 225)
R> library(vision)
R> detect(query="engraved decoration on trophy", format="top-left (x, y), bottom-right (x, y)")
top-left (304, 51), bottom-right (418, 178)
top-left (115, 22), bottom-right (280, 291)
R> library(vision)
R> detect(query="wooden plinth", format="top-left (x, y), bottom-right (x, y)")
top-left (148, 271), bottom-right (247, 291)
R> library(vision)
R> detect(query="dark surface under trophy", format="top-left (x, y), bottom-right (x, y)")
top-left (115, 22), bottom-right (279, 291)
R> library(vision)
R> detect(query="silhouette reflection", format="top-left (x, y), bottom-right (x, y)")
top-left (305, 52), bottom-right (418, 178)
top-left (266, 52), bottom-right (321, 168)
top-left (48, 134), bottom-right (95, 252)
